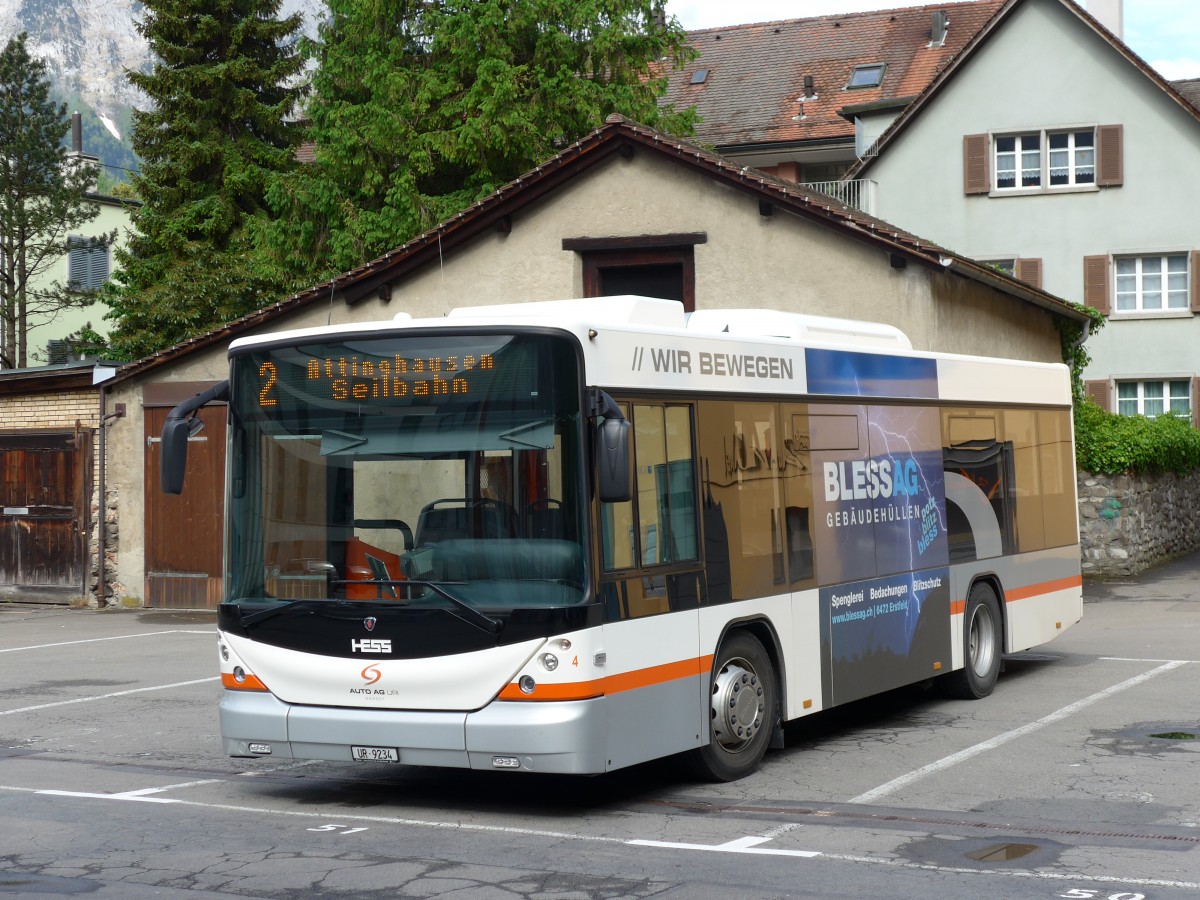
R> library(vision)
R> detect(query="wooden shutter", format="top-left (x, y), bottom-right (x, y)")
top-left (1015, 257), bottom-right (1043, 288)
top-left (1083, 255), bottom-right (1110, 315)
top-left (963, 134), bottom-right (990, 194)
top-left (1096, 125), bottom-right (1123, 187)
top-left (1085, 380), bottom-right (1110, 411)
top-left (1192, 250), bottom-right (1200, 313)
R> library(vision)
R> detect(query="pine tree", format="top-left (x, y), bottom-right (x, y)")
top-left (0, 34), bottom-right (109, 369)
top-left (105, 0), bottom-right (306, 359)
top-left (260, 0), bottom-right (697, 280)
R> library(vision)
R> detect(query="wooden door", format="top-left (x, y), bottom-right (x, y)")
top-left (0, 430), bottom-right (90, 602)
top-left (144, 407), bottom-right (225, 608)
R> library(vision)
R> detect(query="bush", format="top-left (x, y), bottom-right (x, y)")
top-left (1075, 400), bottom-right (1200, 475)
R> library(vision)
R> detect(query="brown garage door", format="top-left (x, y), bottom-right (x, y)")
top-left (0, 430), bottom-right (91, 602)
top-left (144, 406), bottom-right (225, 608)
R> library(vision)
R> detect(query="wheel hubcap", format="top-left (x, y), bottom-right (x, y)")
top-left (969, 603), bottom-right (996, 677)
top-left (711, 657), bottom-right (765, 752)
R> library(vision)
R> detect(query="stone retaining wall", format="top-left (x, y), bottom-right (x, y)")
top-left (1078, 469), bottom-right (1200, 576)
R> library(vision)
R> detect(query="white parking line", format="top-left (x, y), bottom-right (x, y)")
top-left (0, 630), bottom-right (213, 654)
top-left (849, 660), bottom-right (1188, 805)
top-left (0, 677), bottom-right (220, 716)
top-left (629, 835), bottom-right (821, 857)
top-left (3, 784), bottom-right (1199, 891)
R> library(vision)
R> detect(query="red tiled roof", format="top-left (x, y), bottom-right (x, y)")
top-left (661, 0), bottom-right (1004, 148)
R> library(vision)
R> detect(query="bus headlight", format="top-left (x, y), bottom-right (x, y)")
top-left (540, 653), bottom-right (559, 671)
top-left (519, 675), bottom-right (537, 694)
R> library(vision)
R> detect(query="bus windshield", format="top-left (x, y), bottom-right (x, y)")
top-left (225, 332), bottom-right (587, 612)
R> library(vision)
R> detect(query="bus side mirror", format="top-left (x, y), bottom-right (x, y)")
top-left (161, 417), bottom-right (193, 495)
top-left (596, 417), bottom-right (632, 503)
top-left (160, 380), bottom-right (229, 495)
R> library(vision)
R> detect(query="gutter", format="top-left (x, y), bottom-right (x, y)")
top-left (937, 256), bottom-right (1090, 330)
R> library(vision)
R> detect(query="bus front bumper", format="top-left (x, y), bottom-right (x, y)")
top-left (220, 689), bottom-right (610, 775)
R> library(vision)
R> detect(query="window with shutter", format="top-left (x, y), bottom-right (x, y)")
top-left (1096, 125), bottom-right (1123, 187)
top-left (1084, 379), bottom-right (1110, 412)
top-left (963, 134), bottom-right (989, 195)
top-left (1014, 258), bottom-right (1043, 288)
top-left (987, 126), bottom-right (1109, 194)
top-left (1112, 253), bottom-right (1189, 314)
top-left (1191, 250), bottom-right (1200, 313)
top-left (1083, 255), bottom-right (1110, 315)
top-left (67, 236), bottom-right (110, 291)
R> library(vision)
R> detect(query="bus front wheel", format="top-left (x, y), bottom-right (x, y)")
top-left (942, 582), bottom-right (1003, 700)
top-left (688, 632), bottom-right (776, 782)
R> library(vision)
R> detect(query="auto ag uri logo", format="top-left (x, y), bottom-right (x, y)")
top-left (361, 664), bottom-right (382, 686)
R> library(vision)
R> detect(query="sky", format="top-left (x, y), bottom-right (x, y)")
top-left (667, 0), bottom-right (1200, 80)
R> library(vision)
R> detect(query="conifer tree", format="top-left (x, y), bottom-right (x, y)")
top-left (0, 34), bottom-right (108, 369)
top-left (105, 0), bottom-right (306, 359)
top-left (260, 0), bottom-right (696, 280)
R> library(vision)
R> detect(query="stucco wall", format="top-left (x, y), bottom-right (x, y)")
top-left (863, 0), bottom-right (1200, 386)
top-left (102, 149), bottom-right (1069, 605)
top-left (26, 198), bottom-right (136, 362)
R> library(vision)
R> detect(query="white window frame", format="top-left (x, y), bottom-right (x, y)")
top-left (993, 126), bottom-right (1097, 194)
top-left (1116, 379), bottom-right (1191, 418)
top-left (1113, 253), bottom-right (1190, 315)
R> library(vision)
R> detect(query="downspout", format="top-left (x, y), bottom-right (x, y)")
top-left (93, 365), bottom-right (121, 606)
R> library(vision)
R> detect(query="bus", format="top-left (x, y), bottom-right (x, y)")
top-left (162, 296), bottom-right (1082, 781)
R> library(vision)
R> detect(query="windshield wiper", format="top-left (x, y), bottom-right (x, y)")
top-left (239, 598), bottom-right (345, 627)
top-left (236, 583), bottom-right (501, 635)
top-left (403, 580), bottom-right (503, 635)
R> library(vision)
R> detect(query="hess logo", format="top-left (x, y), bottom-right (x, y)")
top-left (351, 638), bottom-right (392, 653)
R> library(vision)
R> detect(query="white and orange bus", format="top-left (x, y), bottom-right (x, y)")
top-left (163, 297), bottom-right (1082, 780)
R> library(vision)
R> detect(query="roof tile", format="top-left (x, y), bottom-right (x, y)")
top-left (662, 0), bottom-right (1004, 148)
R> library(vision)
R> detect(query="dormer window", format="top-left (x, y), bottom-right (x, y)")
top-left (847, 64), bottom-right (884, 89)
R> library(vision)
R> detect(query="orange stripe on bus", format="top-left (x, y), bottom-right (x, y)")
top-left (498, 654), bottom-right (714, 702)
top-left (1004, 575), bottom-right (1083, 603)
top-left (951, 574), bottom-right (1082, 615)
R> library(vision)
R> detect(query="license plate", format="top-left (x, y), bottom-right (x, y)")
top-left (351, 745), bottom-right (399, 762)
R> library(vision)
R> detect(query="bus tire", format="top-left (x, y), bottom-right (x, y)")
top-left (942, 582), bottom-right (1002, 700)
top-left (687, 632), bottom-right (776, 782)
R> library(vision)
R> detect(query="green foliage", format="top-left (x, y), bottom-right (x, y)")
top-left (1054, 302), bottom-right (1106, 403)
top-left (0, 33), bottom-right (110, 368)
top-left (1074, 399), bottom-right (1200, 475)
top-left (104, 0), bottom-right (307, 360)
top-left (259, 0), bottom-right (698, 281)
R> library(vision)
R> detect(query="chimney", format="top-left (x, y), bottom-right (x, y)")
top-left (1087, 0), bottom-right (1123, 39)
top-left (930, 11), bottom-right (949, 47)
top-left (67, 111), bottom-right (99, 192)
top-left (803, 74), bottom-right (815, 98)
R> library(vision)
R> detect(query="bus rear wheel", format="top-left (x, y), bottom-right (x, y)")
top-left (942, 582), bottom-right (1002, 699)
top-left (688, 632), bottom-right (776, 782)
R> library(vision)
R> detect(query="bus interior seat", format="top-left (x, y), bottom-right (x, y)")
top-left (523, 499), bottom-right (565, 540)
top-left (415, 499), bottom-right (516, 546)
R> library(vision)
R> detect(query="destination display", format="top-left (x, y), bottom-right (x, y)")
top-left (243, 335), bottom-right (531, 414)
